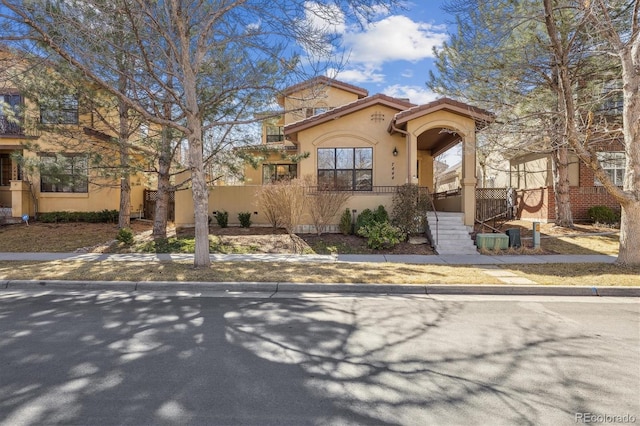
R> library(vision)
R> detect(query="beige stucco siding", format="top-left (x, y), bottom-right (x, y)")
top-left (294, 105), bottom-right (408, 187)
top-left (174, 183), bottom-right (395, 232)
top-left (283, 85), bottom-right (361, 125)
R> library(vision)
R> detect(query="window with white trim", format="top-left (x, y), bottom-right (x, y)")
top-left (317, 147), bottom-right (373, 191)
top-left (596, 152), bottom-right (625, 186)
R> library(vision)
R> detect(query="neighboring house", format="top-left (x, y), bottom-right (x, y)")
top-left (434, 161), bottom-right (461, 193)
top-left (175, 76), bottom-right (493, 230)
top-left (510, 142), bottom-right (624, 222)
top-left (0, 52), bottom-right (147, 221)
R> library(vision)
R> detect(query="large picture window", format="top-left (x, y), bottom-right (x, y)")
top-left (40, 95), bottom-right (79, 125)
top-left (263, 164), bottom-right (297, 183)
top-left (596, 152), bottom-right (625, 186)
top-left (40, 153), bottom-right (88, 193)
top-left (317, 147), bottom-right (373, 191)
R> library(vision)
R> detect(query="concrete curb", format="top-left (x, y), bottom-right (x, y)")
top-left (1, 279), bottom-right (639, 297)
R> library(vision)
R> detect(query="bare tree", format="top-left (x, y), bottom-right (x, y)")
top-left (542, 0), bottom-right (640, 265)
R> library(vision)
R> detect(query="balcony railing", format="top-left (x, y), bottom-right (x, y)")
top-left (0, 116), bottom-right (23, 135)
top-left (0, 115), bottom-right (41, 137)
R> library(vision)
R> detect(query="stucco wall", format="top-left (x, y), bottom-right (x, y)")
top-left (175, 185), bottom-right (395, 232)
top-left (283, 85), bottom-right (361, 126)
top-left (294, 105), bottom-right (408, 187)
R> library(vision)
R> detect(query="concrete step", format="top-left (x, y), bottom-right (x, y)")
top-left (426, 211), bottom-right (475, 255)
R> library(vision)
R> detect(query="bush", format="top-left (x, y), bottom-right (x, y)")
top-left (355, 205), bottom-right (389, 234)
top-left (238, 211), bottom-right (252, 228)
top-left (116, 228), bottom-right (134, 245)
top-left (307, 186), bottom-right (351, 235)
top-left (357, 221), bottom-right (405, 250)
top-left (37, 210), bottom-right (119, 223)
top-left (374, 205), bottom-right (389, 223)
top-left (339, 208), bottom-right (352, 235)
top-left (215, 210), bottom-right (229, 228)
top-left (255, 178), bottom-right (307, 235)
top-left (587, 205), bottom-right (618, 224)
top-left (391, 184), bottom-right (429, 235)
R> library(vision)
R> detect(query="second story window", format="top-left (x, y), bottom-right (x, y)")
top-left (596, 152), bottom-right (625, 186)
top-left (305, 107), bottom-right (329, 118)
top-left (0, 94), bottom-right (23, 135)
top-left (266, 125), bottom-right (284, 143)
top-left (40, 95), bottom-right (79, 125)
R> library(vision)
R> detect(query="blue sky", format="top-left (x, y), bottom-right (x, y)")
top-left (315, 1), bottom-right (452, 104)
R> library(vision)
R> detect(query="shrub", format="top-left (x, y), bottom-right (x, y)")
top-left (374, 205), bottom-right (389, 223)
top-left (215, 210), bottom-right (229, 228)
top-left (255, 178), bottom-right (307, 235)
top-left (355, 209), bottom-right (375, 234)
top-left (307, 186), bottom-right (351, 235)
top-left (587, 205), bottom-right (617, 224)
top-left (339, 208), bottom-right (352, 235)
top-left (355, 205), bottom-right (389, 234)
top-left (37, 210), bottom-right (119, 223)
top-left (391, 184), bottom-right (429, 235)
top-left (116, 228), bottom-right (134, 245)
top-left (238, 211), bottom-right (252, 228)
top-left (357, 221), bottom-right (405, 250)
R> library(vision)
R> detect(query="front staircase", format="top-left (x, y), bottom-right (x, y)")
top-left (426, 211), bottom-right (478, 255)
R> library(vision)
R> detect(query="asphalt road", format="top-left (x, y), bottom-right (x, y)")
top-left (0, 290), bottom-right (638, 426)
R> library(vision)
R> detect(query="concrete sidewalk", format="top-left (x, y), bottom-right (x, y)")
top-left (0, 252), bottom-right (619, 264)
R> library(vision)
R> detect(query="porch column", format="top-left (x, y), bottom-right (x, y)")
top-left (461, 133), bottom-right (477, 226)
top-left (10, 180), bottom-right (32, 217)
top-left (406, 133), bottom-right (418, 184)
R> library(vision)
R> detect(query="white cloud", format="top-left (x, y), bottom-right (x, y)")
top-left (401, 69), bottom-right (414, 78)
top-left (327, 66), bottom-right (385, 84)
top-left (303, 2), bottom-right (346, 36)
top-left (343, 15), bottom-right (448, 66)
top-left (382, 84), bottom-right (439, 104)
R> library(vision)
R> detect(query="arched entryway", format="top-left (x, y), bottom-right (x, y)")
top-left (389, 98), bottom-right (493, 226)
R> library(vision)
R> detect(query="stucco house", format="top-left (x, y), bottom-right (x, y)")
top-left (0, 52), bottom-right (147, 222)
top-left (175, 77), bottom-right (493, 245)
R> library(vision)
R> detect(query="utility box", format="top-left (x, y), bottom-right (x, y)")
top-left (505, 228), bottom-right (521, 248)
top-left (476, 233), bottom-right (509, 250)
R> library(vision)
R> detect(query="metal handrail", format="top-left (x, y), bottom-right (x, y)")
top-left (424, 187), bottom-right (438, 246)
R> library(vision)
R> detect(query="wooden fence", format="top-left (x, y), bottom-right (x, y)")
top-left (475, 188), bottom-right (516, 223)
top-left (143, 189), bottom-right (175, 221)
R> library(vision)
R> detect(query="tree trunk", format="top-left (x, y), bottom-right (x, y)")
top-left (118, 98), bottom-right (131, 229)
top-left (617, 42), bottom-right (640, 265)
top-left (617, 202), bottom-right (640, 265)
top-left (187, 116), bottom-right (211, 268)
top-left (118, 173), bottom-right (131, 229)
top-left (551, 145), bottom-right (573, 228)
top-left (152, 127), bottom-right (171, 239)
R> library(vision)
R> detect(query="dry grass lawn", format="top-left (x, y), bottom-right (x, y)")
top-left (1, 220), bottom-right (636, 286)
top-left (0, 260), bottom-right (502, 285)
top-left (502, 263), bottom-right (640, 286)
